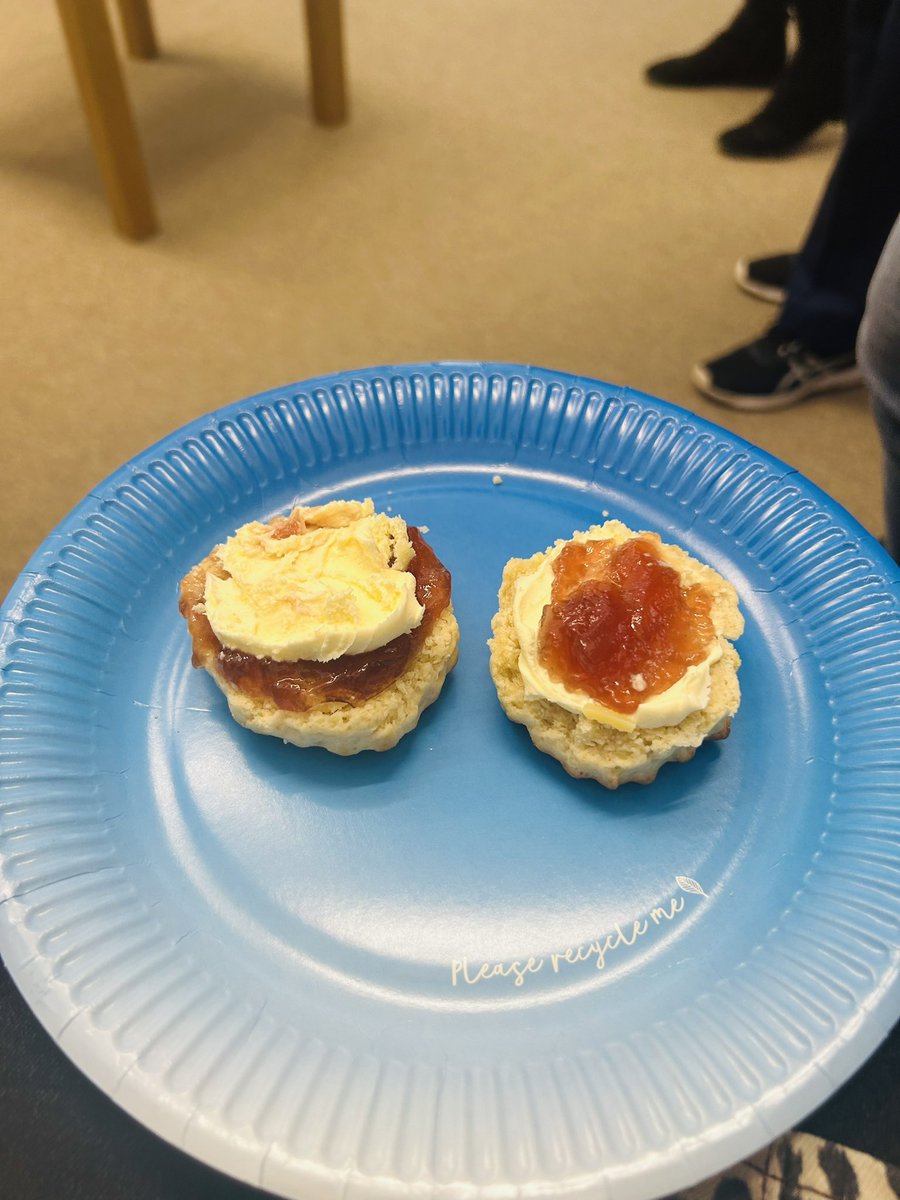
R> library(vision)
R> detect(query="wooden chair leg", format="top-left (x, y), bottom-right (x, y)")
top-left (303, 0), bottom-right (348, 125)
top-left (56, 0), bottom-right (158, 239)
top-left (115, 0), bottom-right (159, 59)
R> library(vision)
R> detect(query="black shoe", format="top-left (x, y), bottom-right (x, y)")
top-left (691, 330), bottom-right (862, 411)
top-left (734, 253), bottom-right (796, 304)
top-left (646, 15), bottom-right (786, 88)
top-left (719, 52), bottom-right (844, 157)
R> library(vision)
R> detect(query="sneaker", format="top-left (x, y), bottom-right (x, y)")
top-left (691, 330), bottom-right (862, 411)
top-left (734, 253), bottom-right (796, 304)
top-left (718, 51), bottom-right (844, 157)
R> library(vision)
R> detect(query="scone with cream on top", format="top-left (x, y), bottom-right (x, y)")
top-left (179, 499), bottom-right (458, 754)
top-left (489, 520), bottom-right (743, 787)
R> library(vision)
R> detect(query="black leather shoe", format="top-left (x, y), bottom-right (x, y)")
top-left (646, 9), bottom-right (786, 88)
top-left (719, 53), bottom-right (844, 157)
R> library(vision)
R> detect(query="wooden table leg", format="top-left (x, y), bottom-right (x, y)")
top-left (303, 0), bottom-right (348, 125)
top-left (55, 0), bottom-right (158, 239)
top-left (115, 0), bottom-right (159, 59)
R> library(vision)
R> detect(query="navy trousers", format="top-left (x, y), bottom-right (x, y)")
top-left (774, 0), bottom-right (900, 355)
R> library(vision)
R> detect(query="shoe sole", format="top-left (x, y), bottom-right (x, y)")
top-left (690, 362), bottom-right (863, 412)
top-left (645, 74), bottom-right (782, 88)
top-left (734, 258), bottom-right (787, 305)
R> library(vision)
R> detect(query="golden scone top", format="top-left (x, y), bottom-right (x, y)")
top-left (203, 499), bottom-right (424, 663)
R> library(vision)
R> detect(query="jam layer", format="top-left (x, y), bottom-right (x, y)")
top-left (537, 536), bottom-right (715, 714)
top-left (180, 526), bottom-right (450, 712)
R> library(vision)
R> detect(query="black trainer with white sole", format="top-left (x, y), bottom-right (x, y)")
top-left (734, 253), bottom-right (796, 304)
top-left (691, 330), bottom-right (862, 411)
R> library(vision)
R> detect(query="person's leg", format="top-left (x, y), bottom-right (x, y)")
top-left (858, 215), bottom-right (900, 560)
top-left (692, 0), bottom-right (900, 410)
top-left (774, 0), bottom-right (900, 353)
top-left (646, 0), bottom-right (787, 88)
top-left (719, 0), bottom-right (848, 156)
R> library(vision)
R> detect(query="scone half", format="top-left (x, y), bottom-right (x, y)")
top-left (180, 502), bottom-right (459, 755)
top-left (489, 523), bottom-right (743, 788)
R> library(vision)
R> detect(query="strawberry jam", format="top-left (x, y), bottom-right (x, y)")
top-left (180, 527), bottom-right (450, 712)
top-left (537, 537), bottom-right (715, 714)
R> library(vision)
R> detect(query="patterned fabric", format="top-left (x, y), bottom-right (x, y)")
top-left (668, 1135), bottom-right (900, 1200)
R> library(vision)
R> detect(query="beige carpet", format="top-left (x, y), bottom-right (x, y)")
top-left (0, 0), bottom-right (882, 599)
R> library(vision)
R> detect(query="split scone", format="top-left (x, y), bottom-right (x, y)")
top-left (179, 499), bottom-right (458, 754)
top-left (489, 520), bottom-right (743, 787)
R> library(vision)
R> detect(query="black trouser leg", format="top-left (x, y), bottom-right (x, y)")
top-left (739, 0), bottom-right (790, 24)
top-left (791, 0), bottom-right (848, 54)
top-left (789, 0), bottom-right (848, 110)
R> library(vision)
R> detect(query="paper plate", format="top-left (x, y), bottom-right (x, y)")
top-left (2, 363), bottom-right (899, 1200)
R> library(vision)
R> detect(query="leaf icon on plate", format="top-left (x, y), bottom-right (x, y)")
top-left (676, 875), bottom-right (708, 898)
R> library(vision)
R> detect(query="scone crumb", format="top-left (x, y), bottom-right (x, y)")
top-left (492, 474), bottom-right (504, 486)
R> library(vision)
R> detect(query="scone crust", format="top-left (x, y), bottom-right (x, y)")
top-left (489, 527), bottom-right (743, 788)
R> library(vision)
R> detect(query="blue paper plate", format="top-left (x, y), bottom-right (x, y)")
top-left (2, 364), bottom-right (899, 1200)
